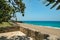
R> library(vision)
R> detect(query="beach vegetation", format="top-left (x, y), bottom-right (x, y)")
top-left (0, 0), bottom-right (60, 24)
top-left (44, 0), bottom-right (60, 10)
top-left (0, 22), bottom-right (12, 27)
top-left (0, 0), bottom-right (25, 23)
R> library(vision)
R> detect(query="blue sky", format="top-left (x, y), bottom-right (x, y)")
top-left (15, 0), bottom-right (60, 21)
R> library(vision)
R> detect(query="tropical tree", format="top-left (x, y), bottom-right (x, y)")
top-left (0, 0), bottom-right (26, 23)
top-left (0, 0), bottom-right (60, 23)
top-left (44, 0), bottom-right (60, 10)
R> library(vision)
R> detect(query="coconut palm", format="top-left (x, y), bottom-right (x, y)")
top-left (44, 0), bottom-right (60, 10)
top-left (46, 0), bottom-right (55, 6)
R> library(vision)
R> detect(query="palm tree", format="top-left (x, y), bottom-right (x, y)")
top-left (44, 0), bottom-right (60, 10)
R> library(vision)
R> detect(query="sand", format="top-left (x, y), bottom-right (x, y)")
top-left (0, 31), bottom-right (25, 38)
top-left (17, 23), bottom-right (60, 37)
top-left (0, 31), bottom-right (33, 40)
top-left (0, 23), bottom-right (60, 40)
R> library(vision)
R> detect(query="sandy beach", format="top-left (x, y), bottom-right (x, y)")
top-left (16, 23), bottom-right (60, 40)
top-left (0, 23), bottom-right (60, 40)
top-left (0, 31), bottom-right (33, 40)
top-left (17, 23), bottom-right (60, 37)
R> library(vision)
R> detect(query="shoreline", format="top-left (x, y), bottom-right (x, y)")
top-left (23, 23), bottom-right (60, 29)
top-left (17, 22), bottom-right (60, 36)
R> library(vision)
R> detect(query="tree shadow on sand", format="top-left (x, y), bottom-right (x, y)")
top-left (0, 35), bottom-right (30, 40)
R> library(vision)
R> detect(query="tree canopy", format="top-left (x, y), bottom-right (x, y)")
top-left (0, 0), bottom-right (26, 23)
top-left (0, 0), bottom-right (60, 23)
top-left (45, 0), bottom-right (60, 10)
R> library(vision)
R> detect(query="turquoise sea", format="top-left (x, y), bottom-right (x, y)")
top-left (22, 21), bottom-right (60, 28)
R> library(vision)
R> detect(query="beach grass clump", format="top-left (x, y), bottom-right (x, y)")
top-left (0, 22), bottom-right (20, 33)
top-left (0, 22), bottom-right (13, 28)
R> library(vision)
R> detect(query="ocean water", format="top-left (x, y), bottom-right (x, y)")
top-left (22, 21), bottom-right (60, 28)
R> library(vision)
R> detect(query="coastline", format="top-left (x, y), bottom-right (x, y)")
top-left (23, 23), bottom-right (60, 29)
top-left (17, 22), bottom-right (60, 37)
top-left (0, 22), bottom-right (60, 40)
